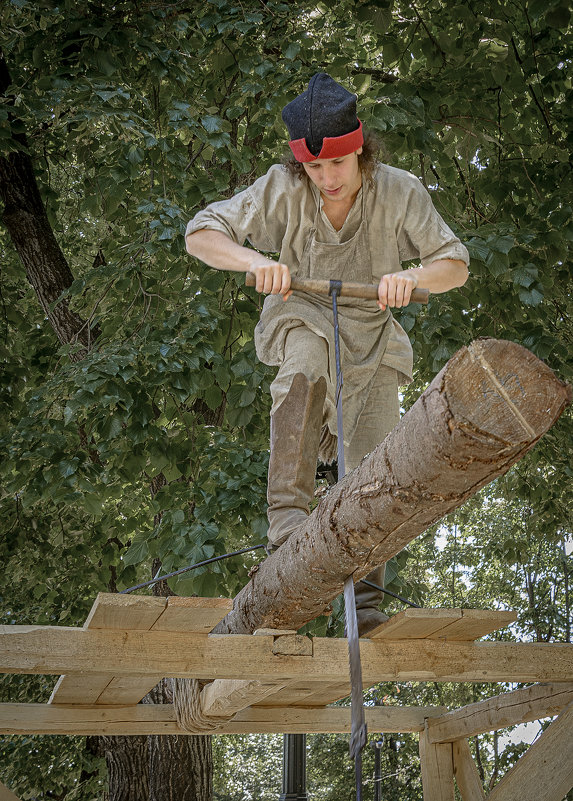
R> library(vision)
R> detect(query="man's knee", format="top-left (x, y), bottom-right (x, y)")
top-left (281, 327), bottom-right (329, 384)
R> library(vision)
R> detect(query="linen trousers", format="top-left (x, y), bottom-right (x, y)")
top-left (270, 325), bottom-right (400, 471)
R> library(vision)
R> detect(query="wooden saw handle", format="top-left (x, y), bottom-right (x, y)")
top-left (245, 272), bottom-right (429, 304)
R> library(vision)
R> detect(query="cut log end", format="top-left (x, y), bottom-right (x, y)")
top-left (444, 338), bottom-right (570, 445)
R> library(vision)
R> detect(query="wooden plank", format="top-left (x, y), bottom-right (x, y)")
top-left (452, 739), bottom-right (486, 801)
top-left (427, 682), bottom-right (573, 743)
top-left (0, 782), bottom-right (21, 801)
top-left (419, 722), bottom-right (455, 801)
top-left (0, 703), bottom-right (448, 736)
top-left (49, 673), bottom-right (112, 704)
top-left (368, 609), bottom-right (463, 640)
top-left (94, 676), bottom-right (164, 705)
top-left (151, 597), bottom-right (233, 633)
top-left (3, 627), bottom-right (573, 684)
top-left (50, 593), bottom-right (168, 704)
top-left (487, 699), bottom-right (573, 801)
top-left (368, 609), bottom-right (516, 641)
top-left (50, 595), bottom-right (233, 705)
top-left (426, 610), bottom-right (517, 642)
top-left (83, 593), bottom-right (167, 630)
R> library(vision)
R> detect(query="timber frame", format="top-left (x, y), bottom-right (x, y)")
top-left (1, 593), bottom-right (572, 801)
top-left (2, 339), bottom-right (572, 797)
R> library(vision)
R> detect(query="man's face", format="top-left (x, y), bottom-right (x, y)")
top-left (302, 148), bottom-right (363, 203)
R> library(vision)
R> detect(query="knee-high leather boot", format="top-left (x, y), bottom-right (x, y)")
top-left (266, 373), bottom-right (327, 549)
top-left (354, 564), bottom-right (389, 637)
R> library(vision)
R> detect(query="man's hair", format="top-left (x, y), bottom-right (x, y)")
top-left (282, 129), bottom-right (382, 181)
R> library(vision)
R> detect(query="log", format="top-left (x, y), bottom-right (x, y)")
top-left (213, 339), bottom-right (570, 634)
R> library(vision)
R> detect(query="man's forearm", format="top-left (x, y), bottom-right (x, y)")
top-left (186, 229), bottom-right (292, 296)
top-left (185, 229), bottom-right (258, 272)
top-left (407, 258), bottom-right (469, 293)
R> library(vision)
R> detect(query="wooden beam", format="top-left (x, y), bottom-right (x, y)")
top-left (50, 595), bottom-right (233, 706)
top-left (426, 682), bottom-right (573, 743)
top-left (419, 722), bottom-right (455, 801)
top-left (452, 739), bottom-right (486, 801)
top-left (2, 627), bottom-right (573, 684)
top-left (200, 679), bottom-right (291, 717)
top-left (0, 703), bottom-right (447, 736)
top-left (212, 340), bottom-right (570, 636)
top-left (487, 699), bottom-right (573, 801)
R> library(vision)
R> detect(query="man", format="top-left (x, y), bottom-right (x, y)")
top-left (186, 73), bottom-right (469, 635)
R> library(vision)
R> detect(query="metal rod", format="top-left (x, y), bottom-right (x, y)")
top-left (361, 580), bottom-right (421, 609)
top-left (120, 544), bottom-right (266, 594)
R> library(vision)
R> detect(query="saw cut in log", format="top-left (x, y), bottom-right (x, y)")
top-left (214, 338), bottom-right (570, 635)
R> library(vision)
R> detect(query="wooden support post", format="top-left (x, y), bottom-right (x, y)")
top-left (452, 739), bottom-right (485, 801)
top-left (419, 722), bottom-right (455, 801)
top-left (212, 339), bottom-right (570, 636)
top-left (487, 699), bottom-right (573, 801)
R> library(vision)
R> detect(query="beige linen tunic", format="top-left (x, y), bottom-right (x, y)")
top-left (186, 162), bottom-right (469, 453)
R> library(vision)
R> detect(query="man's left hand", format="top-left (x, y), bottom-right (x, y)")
top-left (377, 271), bottom-right (419, 311)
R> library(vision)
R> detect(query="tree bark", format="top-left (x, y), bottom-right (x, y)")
top-left (0, 55), bottom-right (96, 355)
top-left (99, 736), bottom-right (150, 801)
top-left (214, 338), bottom-right (571, 635)
top-left (145, 681), bottom-right (212, 801)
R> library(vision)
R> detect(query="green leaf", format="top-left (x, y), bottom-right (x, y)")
top-left (122, 538), bottom-right (149, 567)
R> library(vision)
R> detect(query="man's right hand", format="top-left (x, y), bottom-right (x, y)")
top-left (248, 257), bottom-right (292, 300)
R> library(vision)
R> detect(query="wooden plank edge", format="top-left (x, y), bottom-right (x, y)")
top-left (0, 703), bottom-right (447, 736)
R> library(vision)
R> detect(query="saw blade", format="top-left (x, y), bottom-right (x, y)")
top-left (344, 574), bottom-right (368, 761)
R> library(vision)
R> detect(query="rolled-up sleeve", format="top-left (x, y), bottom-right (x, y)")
top-left (397, 177), bottom-right (469, 267)
top-left (185, 165), bottom-right (290, 253)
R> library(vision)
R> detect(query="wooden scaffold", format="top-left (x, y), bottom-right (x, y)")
top-left (1, 339), bottom-right (572, 800)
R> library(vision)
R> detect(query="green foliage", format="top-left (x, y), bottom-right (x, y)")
top-left (0, 0), bottom-right (571, 798)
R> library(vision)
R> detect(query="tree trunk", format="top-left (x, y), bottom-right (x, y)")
top-left (0, 52), bottom-right (212, 801)
top-left (214, 338), bottom-right (570, 635)
top-left (145, 681), bottom-right (212, 801)
top-left (99, 736), bottom-right (150, 801)
top-left (0, 56), bottom-right (97, 355)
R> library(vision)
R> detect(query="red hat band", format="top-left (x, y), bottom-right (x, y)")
top-left (289, 120), bottom-right (363, 162)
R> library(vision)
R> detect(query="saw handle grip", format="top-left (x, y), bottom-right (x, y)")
top-left (245, 272), bottom-right (429, 304)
